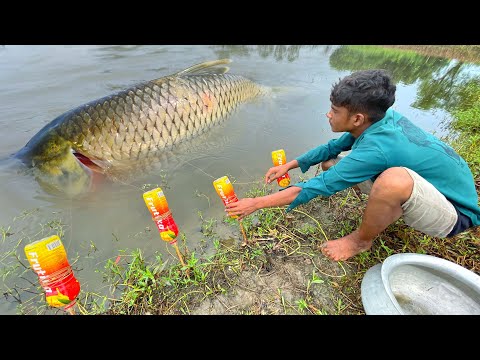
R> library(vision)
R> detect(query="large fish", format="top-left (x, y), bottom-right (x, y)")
top-left (14, 59), bottom-right (265, 196)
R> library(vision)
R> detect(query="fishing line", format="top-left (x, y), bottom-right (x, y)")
top-left (183, 159), bottom-right (215, 179)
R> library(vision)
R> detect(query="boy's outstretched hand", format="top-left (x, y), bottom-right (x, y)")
top-left (224, 198), bottom-right (258, 220)
top-left (265, 164), bottom-right (289, 184)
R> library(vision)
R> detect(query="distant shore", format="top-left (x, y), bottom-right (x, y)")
top-left (382, 45), bottom-right (480, 64)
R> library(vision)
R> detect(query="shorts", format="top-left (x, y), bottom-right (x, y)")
top-left (329, 156), bottom-right (458, 238)
top-left (401, 167), bottom-right (458, 238)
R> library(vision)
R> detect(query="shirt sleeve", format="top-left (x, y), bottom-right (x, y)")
top-left (287, 138), bottom-right (388, 211)
top-left (295, 132), bottom-right (356, 173)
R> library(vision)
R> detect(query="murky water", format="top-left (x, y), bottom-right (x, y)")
top-left (1, 45), bottom-right (478, 314)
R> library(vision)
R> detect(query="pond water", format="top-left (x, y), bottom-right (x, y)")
top-left (1, 45), bottom-right (478, 315)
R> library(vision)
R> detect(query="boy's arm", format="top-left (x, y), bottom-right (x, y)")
top-left (288, 139), bottom-right (388, 211)
top-left (296, 133), bottom-right (355, 173)
top-left (224, 186), bottom-right (302, 220)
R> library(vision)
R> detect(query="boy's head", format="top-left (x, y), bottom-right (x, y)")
top-left (330, 69), bottom-right (396, 123)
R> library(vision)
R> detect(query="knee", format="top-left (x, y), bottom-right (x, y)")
top-left (370, 167), bottom-right (414, 198)
top-left (321, 159), bottom-right (336, 171)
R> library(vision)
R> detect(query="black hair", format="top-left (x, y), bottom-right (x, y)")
top-left (330, 69), bottom-right (396, 123)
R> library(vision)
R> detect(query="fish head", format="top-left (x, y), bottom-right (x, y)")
top-left (32, 158), bottom-right (94, 197)
top-left (18, 132), bottom-right (94, 197)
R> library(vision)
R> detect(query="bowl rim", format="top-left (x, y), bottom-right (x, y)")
top-left (380, 253), bottom-right (480, 314)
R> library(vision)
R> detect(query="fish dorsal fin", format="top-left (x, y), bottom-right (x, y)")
top-left (173, 58), bottom-right (232, 76)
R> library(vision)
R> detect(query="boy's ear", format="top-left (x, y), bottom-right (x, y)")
top-left (353, 113), bottom-right (366, 126)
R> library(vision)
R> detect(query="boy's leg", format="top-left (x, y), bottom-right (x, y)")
top-left (321, 167), bottom-right (458, 261)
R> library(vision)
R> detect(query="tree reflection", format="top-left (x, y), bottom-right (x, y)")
top-left (412, 61), bottom-right (464, 110)
top-left (329, 45), bottom-right (480, 114)
top-left (210, 45), bottom-right (334, 62)
top-left (330, 45), bottom-right (449, 85)
top-left (210, 45), bottom-right (480, 116)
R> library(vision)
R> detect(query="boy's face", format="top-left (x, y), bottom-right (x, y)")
top-left (326, 104), bottom-right (356, 132)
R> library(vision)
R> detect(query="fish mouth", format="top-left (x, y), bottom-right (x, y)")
top-left (72, 151), bottom-right (107, 194)
top-left (73, 152), bottom-right (105, 174)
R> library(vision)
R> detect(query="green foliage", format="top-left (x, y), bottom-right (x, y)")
top-left (448, 79), bottom-right (480, 177)
top-left (451, 80), bottom-right (480, 132)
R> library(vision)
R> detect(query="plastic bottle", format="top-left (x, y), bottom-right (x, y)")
top-left (271, 149), bottom-right (291, 187)
top-left (213, 176), bottom-right (239, 218)
top-left (143, 187), bottom-right (179, 242)
top-left (24, 235), bottom-right (80, 310)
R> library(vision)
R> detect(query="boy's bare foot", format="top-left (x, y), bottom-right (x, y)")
top-left (320, 230), bottom-right (373, 261)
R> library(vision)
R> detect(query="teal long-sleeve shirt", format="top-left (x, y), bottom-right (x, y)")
top-left (287, 108), bottom-right (480, 227)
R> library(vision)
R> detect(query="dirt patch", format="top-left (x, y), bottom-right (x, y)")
top-left (190, 252), bottom-right (353, 315)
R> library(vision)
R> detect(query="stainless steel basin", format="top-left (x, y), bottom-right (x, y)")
top-left (361, 253), bottom-right (480, 315)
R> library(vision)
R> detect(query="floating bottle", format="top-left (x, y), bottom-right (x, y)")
top-left (271, 149), bottom-right (291, 187)
top-left (143, 187), bottom-right (179, 243)
top-left (213, 176), bottom-right (239, 218)
top-left (24, 235), bottom-right (80, 311)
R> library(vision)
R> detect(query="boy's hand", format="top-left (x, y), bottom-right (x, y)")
top-left (225, 198), bottom-right (258, 220)
top-left (265, 164), bottom-right (289, 184)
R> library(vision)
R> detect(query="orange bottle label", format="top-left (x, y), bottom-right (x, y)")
top-left (24, 235), bottom-right (80, 308)
top-left (143, 188), bottom-right (170, 217)
top-left (271, 149), bottom-right (291, 187)
top-left (143, 188), bottom-right (179, 242)
top-left (213, 176), bottom-right (239, 218)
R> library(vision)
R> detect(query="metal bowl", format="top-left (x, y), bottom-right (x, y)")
top-left (361, 253), bottom-right (480, 315)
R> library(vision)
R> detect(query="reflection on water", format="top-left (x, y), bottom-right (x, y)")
top-left (330, 45), bottom-right (450, 85)
top-left (91, 45), bottom-right (163, 60)
top-left (211, 45), bottom-right (336, 62)
top-left (1, 45), bottom-right (479, 314)
top-left (330, 45), bottom-right (480, 116)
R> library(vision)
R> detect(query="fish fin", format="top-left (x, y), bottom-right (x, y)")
top-left (172, 59), bottom-right (232, 76)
